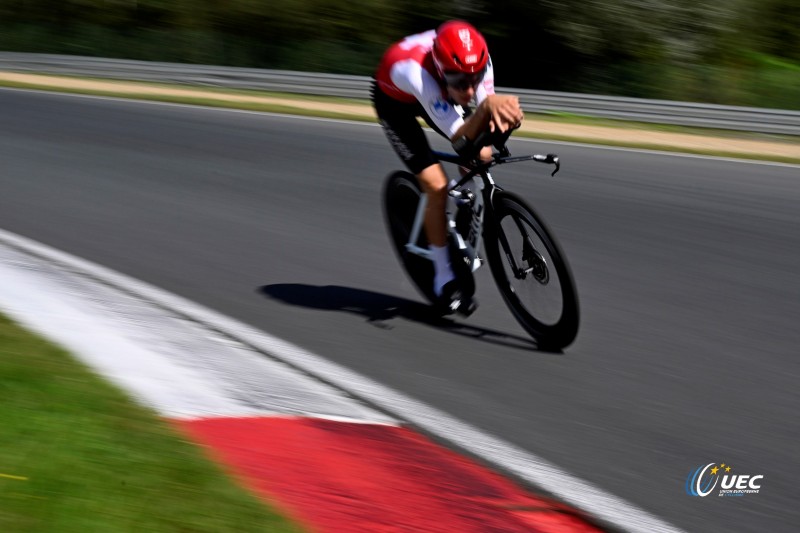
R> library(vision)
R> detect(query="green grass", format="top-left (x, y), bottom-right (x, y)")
top-left (0, 77), bottom-right (376, 122)
top-left (529, 109), bottom-right (797, 142)
top-left (0, 72), bottom-right (365, 105)
top-left (747, 52), bottom-right (800, 72)
top-left (0, 313), bottom-right (303, 533)
top-left (0, 75), bottom-right (798, 164)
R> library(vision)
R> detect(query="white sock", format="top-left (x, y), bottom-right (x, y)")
top-left (430, 244), bottom-right (455, 296)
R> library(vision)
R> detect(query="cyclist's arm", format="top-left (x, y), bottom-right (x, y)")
top-left (390, 61), bottom-right (466, 137)
top-left (451, 94), bottom-right (522, 153)
top-left (453, 58), bottom-right (497, 143)
top-left (390, 57), bottom-right (520, 150)
top-left (474, 57), bottom-right (495, 104)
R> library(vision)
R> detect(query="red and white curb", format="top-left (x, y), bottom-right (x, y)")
top-left (0, 228), bottom-right (682, 532)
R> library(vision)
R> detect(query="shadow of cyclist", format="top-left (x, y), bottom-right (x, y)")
top-left (258, 284), bottom-right (558, 353)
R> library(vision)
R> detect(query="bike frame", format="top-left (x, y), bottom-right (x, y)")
top-left (402, 147), bottom-right (560, 273)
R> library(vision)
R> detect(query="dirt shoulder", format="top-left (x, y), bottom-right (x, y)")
top-left (1, 71), bottom-right (798, 162)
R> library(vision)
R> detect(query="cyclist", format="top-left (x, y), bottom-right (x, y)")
top-left (373, 20), bottom-right (524, 314)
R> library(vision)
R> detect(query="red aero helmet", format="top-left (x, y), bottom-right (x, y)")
top-left (432, 20), bottom-right (489, 76)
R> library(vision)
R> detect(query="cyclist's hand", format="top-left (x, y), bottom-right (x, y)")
top-left (484, 95), bottom-right (523, 133)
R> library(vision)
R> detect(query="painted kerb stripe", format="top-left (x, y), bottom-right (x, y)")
top-left (0, 226), bottom-right (685, 533)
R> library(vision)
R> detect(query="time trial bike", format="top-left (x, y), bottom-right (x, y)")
top-left (383, 132), bottom-right (579, 350)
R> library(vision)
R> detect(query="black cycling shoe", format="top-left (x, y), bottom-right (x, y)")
top-left (436, 280), bottom-right (479, 317)
top-left (448, 234), bottom-right (476, 298)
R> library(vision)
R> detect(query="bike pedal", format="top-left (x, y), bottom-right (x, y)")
top-left (435, 296), bottom-right (477, 317)
top-left (434, 298), bottom-right (459, 316)
top-left (435, 281), bottom-right (472, 316)
top-left (457, 297), bottom-right (479, 317)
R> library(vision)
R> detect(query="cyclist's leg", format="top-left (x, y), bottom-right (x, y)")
top-left (408, 101), bottom-right (455, 248)
top-left (415, 163), bottom-right (453, 295)
top-left (417, 110), bottom-right (479, 309)
top-left (415, 163), bottom-right (448, 248)
top-left (373, 84), bottom-right (456, 296)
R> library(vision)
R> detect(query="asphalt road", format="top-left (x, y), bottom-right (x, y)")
top-left (2, 88), bottom-right (798, 532)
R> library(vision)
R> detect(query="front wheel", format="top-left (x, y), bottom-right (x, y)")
top-left (484, 191), bottom-right (579, 349)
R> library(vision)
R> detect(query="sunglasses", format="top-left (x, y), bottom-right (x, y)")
top-left (443, 69), bottom-right (486, 91)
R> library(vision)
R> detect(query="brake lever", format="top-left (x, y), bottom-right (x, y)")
top-left (532, 153), bottom-right (561, 176)
top-left (549, 155), bottom-right (560, 177)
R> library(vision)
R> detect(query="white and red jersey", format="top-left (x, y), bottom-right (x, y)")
top-left (375, 30), bottom-right (496, 138)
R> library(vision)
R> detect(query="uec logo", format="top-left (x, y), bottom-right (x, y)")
top-left (686, 463), bottom-right (763, 497)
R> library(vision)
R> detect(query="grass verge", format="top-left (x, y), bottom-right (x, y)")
top-left (0, 312), bottom-right (302, 533)
top-left (0, 75), bottom-right (798, 165)
top-left (511, 131), bottom-right (800, 165)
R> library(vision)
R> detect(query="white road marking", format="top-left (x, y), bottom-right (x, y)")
top-left (0, 235), bottom-right (395, 423)
top-left (0, 227), bottom-right (685, 533)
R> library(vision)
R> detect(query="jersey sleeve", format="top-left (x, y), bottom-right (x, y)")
top-left (390, 60), bottom-right (466, 139)
top-left (474, 56), bottom-right (495, 105)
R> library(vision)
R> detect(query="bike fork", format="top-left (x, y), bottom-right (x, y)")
top-left (496, 216), bottom-right (549, 284)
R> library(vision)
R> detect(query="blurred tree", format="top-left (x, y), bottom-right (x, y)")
top-left (476, 0), bottom-right (743, 94)
top-left (738, 0), bottom-right (800, 62)
top-left (0, 0), bottom-right (796, 106)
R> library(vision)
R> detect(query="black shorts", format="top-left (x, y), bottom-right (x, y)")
top-left (371, 81), bottom-right (450, 175)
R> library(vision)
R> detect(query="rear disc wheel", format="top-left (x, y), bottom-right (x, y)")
top-left (383, 171), bottom-right (437, 304)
